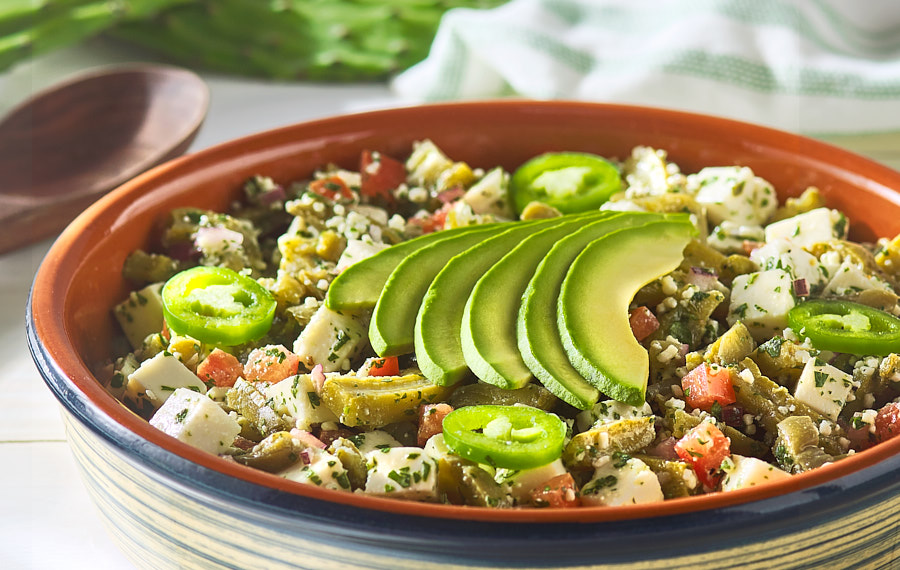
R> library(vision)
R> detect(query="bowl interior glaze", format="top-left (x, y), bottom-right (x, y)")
top-left (31, 101), bottom-right (900, 524)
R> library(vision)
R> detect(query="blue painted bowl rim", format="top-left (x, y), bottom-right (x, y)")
top-left (25, 101), bottom-right (900, 561)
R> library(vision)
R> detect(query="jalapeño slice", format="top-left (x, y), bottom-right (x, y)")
top-left (162, 266), bottom-right (276, 346)
top-left (441, 405), bottom-right (566, 470)
top-left (510, 151), bottom-right (621, 215)
top-left (787, 299), bottom-right (900, 356)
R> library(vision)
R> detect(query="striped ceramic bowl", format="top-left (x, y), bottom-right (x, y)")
top-left (28, 101), bottom-right (900, 569)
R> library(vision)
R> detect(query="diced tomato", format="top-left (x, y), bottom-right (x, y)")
top-left (196, 348), bottom-right (243, 388)
top-left (366, 356), bottom-right (400, 377)
top-left (243, 344), bottom-right (300, 384)
top-left (681, 363), bottom-right (737, 412)
top-left (843, 420), bottom-right (877, 451)
top-left (410, 201), bottom-right (453, 234)
top-left (308, 175), bottom-right (355, 202)
top-left (360, 150), bottom-right (405, 204)
top-left (417, 402), bottom-right (453, 446)
top-left (875, 401), bottom-right (900, 442)
top-left (530, 473), bottom-right (581, 508)
top-left (629, 306), bottom-right (659, 342)
top-left (674, 422), bottom-right (731, 488)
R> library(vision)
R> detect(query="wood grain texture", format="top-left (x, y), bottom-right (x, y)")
top-left (0, 64), bottom-right (208, 253)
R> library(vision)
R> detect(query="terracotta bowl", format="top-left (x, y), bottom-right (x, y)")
top-left (27, 101), bottom-right (900, 569)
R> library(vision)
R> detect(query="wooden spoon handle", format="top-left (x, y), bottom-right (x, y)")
top-left (0, 194), bottom-right (88, 254)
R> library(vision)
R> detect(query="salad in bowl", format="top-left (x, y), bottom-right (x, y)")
top-left (107, 139), bottom-right (900, 509)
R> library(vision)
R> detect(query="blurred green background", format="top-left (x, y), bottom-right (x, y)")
top-left (2, 0), bottom-right (506, 81)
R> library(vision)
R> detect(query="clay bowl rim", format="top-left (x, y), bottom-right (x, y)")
top-left (29, 100), bottom-right (900, 525)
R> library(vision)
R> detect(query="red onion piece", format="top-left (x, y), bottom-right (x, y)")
top-left (685, 266), bottom-right (718, 290)
top-left (793, 278), bottom-right (809, 297)
top-left (436, 186), bottom-right (465, 204)
top-left (258, 185), bottom-right (286, 206)
top-left (311, 364), bottom-right (326, 393)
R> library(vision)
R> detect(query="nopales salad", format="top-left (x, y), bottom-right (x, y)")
top-left (107, 141), bottom-right (900, 508)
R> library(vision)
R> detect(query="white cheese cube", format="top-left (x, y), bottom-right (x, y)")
top-left (750, 242), bottom-right (827, 293)
top-left (335, 239), bottom-right (390, 272)
top-left (279, 447), bottom-right (350, 491)
top-left (720, 455), bottom-right (790, 492)
top-left (822, 259), bottom-right (895, 297)
top-left (463, 167), bottom-right (514, 217)
top-left (764, 207), bottom-right (848, 249)
top-left (494, 459), bottom-right (568, 503)
top-left (575, 400), bottom-right (654, 433)
top-left (149, 387), bottom-right (240, 454)
top-left (706, 221), bottom-right (765, 254)
top-left (623, 146), bottom-right (682, 198)
top-left (794, 358), bottom-right (857, 421)
top-left (128, 352), bottom-right (207, 405)
top-left (266, 374), bottom-right (338, 431)
top-left (350, 430), bottom-right (402, 454)
top-left (293, 305), bottom-right (369, 372)
top-left (579, 455), bottom-right (664, 506)
top-left (423, 433), bottom-right (453, 461)
top-left (691, 166), bottom-right (777, 226)
top-left (364, 447), bottom-right (438, 500)
top-left (728, 269), bottom-right (796, 340)
top-left (113, 283), bottom-right (165, 350)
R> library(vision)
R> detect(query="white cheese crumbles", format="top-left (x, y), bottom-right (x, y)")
top-left (728, 269), bottom-right (796, 340)
top-left (575, 400), bottom-right (654, 433)
top-left (364, 447), bottom-right (438, 500)
top-left (579, 454), bottom-right (664, 506)
top-left (266, 374), bottom-right (339, 431)
top-left (763, 207), bottom-right (848, 248)
top-left (150, 387), bottom-right (241, 455)
top-left (128, 351), bottom-right (207, 405)
top-left (113, 282), bottom-right (165, 350)
top-left (279, 446), bottom-right (351, 491)
top-left (720, 455), bottom-right (791, 492)
top-left (689, 166), bottom-right (777, 226)
top-left (293, 304), bottom-right (369, 372)
top-left (794, 357), bottom-right (859, 421)
top-left (495, 459), bottom-right (568, 503)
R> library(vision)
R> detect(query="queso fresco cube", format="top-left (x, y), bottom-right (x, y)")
top-left (763, 207), bottom-right (848, 249)
top-left (690, 166), bottom-right (777, 226)
top-left (150, 387), bottom-right (241, 454)
top-left (727, 269), bottom-right (796, 340)
top-left (365, 447), bottom-right (438, 500)
top-left (794, 358), bottom-right (857, 421)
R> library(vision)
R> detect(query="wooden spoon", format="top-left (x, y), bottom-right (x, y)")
top-left (0, 64), bottom-right (209, 254)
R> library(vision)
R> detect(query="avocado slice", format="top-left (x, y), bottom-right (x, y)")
top-left (558, 218), bottom-right (696, 406)
top-left (461, 212), bottom-right (619, 390)
top-left (326, 222), bottom-right (503, 311)
top-left (517, 213), bottom-right (666, 409)
top-left (369, 223), bottom-right (517, 356)
top-left (415, 213), bottom-right (605, 386)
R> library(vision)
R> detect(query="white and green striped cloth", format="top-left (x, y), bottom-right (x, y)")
top-left (392, 0), bottom-right (900, 135)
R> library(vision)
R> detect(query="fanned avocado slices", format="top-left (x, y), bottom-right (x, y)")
top-left (415, 213), bottom-right (606, 386)
top-left (326, 222), bottom-right (502, 311)
top-left (517, 213), bottom-right (667, 409)
top-left (461, 212), bottom-right (620, 391)
top-left (558, 218), bottom-right (696, 406)
top-left (369, 224), bottom-right (515, 357)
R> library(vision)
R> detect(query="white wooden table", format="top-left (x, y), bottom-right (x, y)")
top-left (2, 38), bottom-right (899, 570)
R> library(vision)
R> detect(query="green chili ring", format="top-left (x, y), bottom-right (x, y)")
top-left (441, 405), bottom-right (567, 470)
top-left (162, 266), bottom-right (276, 346)
top-left (510, 151), bottom-right (621, 215)
top-left (787, 299), bottom-right (900, 356)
